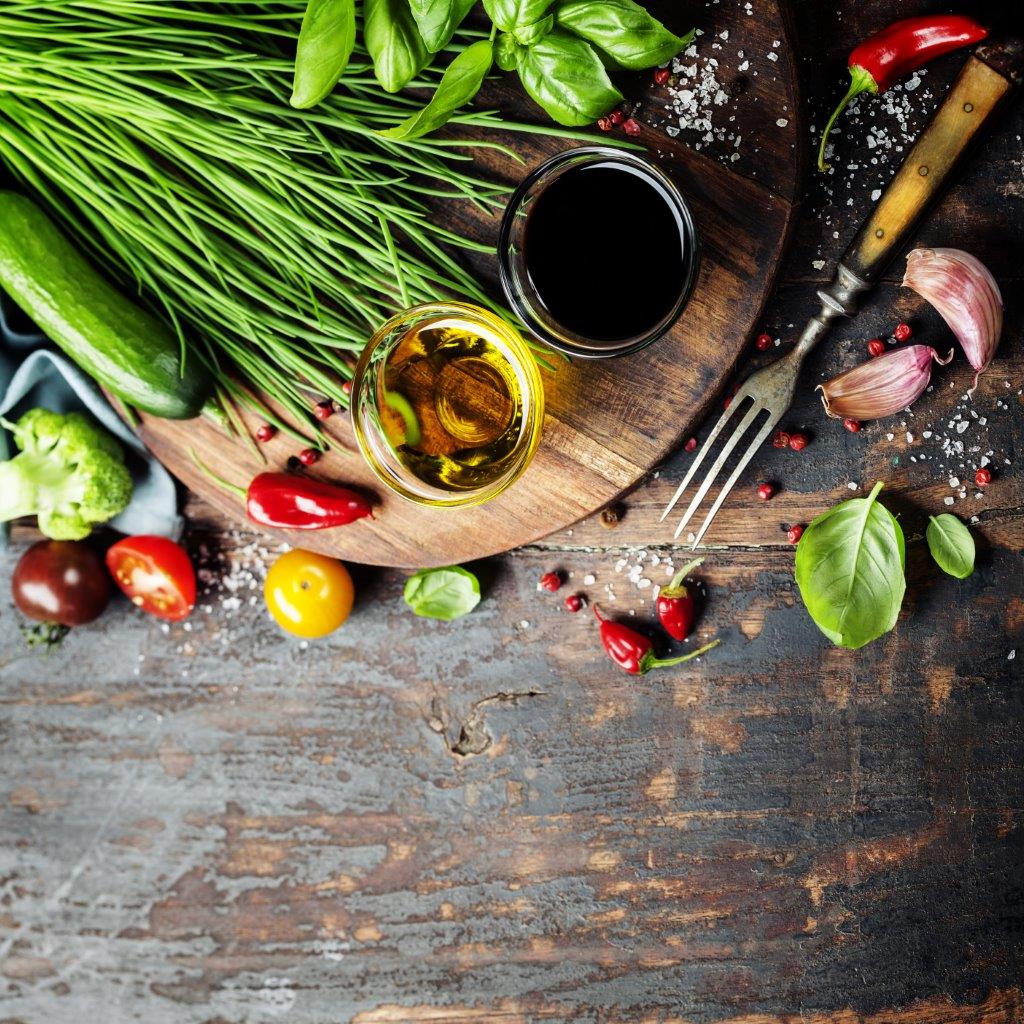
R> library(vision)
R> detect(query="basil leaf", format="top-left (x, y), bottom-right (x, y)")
top-left (379, 40), bottom-right (493, 139)
top-left (513, 13), bottom-right (553, 45)
top-left (290, 0), bottom-right (357, 108)
top-left (404, 565), bottom-right (481, 620)
top-left (517, 31), bottom-right (623, 126)
top-left (926, 514), bottom-right (975, 579)
top-left (555, 0), bottom-right (692, 70)
top-left (409, 0), bottom-right (475, 53)
top-left (794, 481), bottom-right (906, 650)
top-left (495, 31), bottom-right (524, 70)
top-left (365, 0), bottom-right (431, 93)
top-left (483, 0), bottom-right (553, 34)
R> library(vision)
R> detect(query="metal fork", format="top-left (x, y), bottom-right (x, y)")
top-left (660, 266), bottom-right (868, 547)
top-left (661, 36), bottom-right (1022, 548)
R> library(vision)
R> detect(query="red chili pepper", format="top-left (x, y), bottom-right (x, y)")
top-left (656, 558), bottom-right (702, 641)
top-left (191, 451), bottom-right (372, 530)
top-left (817, 14), bottom-right (987, 171)
top-left (594, 606), bottom-right (719, 675)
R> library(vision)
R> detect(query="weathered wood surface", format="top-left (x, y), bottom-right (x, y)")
top-left (2, 0), bottom-right (1023, 1021)
top-left (139, 0), bottom-right (802, 568)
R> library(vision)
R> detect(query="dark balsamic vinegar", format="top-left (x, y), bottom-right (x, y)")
top-left (522, 162), bottom-right (689, 345)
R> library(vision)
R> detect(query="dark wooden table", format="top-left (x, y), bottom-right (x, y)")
top-left (2, 1), bottom-right (1022, 1021)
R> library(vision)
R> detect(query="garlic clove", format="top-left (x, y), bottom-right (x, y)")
top-left (818, 345), bottom-right (953, 421)
top-left (903, 247), bottom-right (1002, 391)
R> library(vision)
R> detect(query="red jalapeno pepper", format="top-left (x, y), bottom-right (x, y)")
top-left (655, 558), bottom-right (703, 641)
top-left (192, 451), bottom-right (372, 530)
top-left (594, 606), bottom-right (719, 675)
top-left (818, 14), bottom-right (988, 171)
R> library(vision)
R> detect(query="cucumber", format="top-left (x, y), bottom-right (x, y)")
top-left (0, 190), bottom-right (211, 419)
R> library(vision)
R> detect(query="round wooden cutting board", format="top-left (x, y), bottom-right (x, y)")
top-left (139, 0), bottom-right (803, 568)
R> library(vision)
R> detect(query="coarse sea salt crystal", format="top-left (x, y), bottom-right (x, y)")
top-left (583, 573), bottom-right (596, 585)
top-left (944, 496), bottom-right (955, 505)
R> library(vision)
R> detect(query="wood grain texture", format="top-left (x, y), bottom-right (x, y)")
top-left (136, 0), bottom-right (802, 569)
top-left (2, 0), bottom-right (1024, 1021)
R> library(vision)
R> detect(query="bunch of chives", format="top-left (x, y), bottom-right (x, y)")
top-left (0, 1), bottom-right (558, 435)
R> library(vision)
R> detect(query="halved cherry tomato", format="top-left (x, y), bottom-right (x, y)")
top-left (264, 549), bottom-right (354, 638)
top-left (106, 535), bottom-right (196, 622)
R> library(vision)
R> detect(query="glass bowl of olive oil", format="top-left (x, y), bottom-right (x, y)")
top-left (350, 302), bottom-right (544, 508)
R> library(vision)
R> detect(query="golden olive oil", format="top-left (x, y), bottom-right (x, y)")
top-left (375, 313), bottom-right (526, 493)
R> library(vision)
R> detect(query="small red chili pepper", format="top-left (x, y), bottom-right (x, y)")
top-left (893, 322), bottom-right (912, 342)
top-left (772, 430), bottom-right (791, 449)
top-left (622, 117), bottom-right (642, 137)
top-left (538, 571), bottom-right (562, 593)
top-left (313, 400), bottom-right (334, 421)
top-left (756, 333), bottom-right (772, 352)
top-left (564, 594), bottom-right (584, 613)
top-left (868, 338), bottom-right (886, 358)
top-left (255, 423), bottom-right (276, 443)
top-left (757, 482), bottom-right (774, 501)
top-left (975, 467), bottom-right (991, 487)
top-left (298, 447), bottom-right (320, 466)
top-left (789, 432), bottom-right (809, 451)
top-left (787, 524), bottom-right (805, 544)
top-left (342, 380), bottom-right (353, 396)
top-left (817, 14), bottom-right (988, 170)
top-left (684, 437), bottom-right (698, 453)
top-left (594, 606), bottom-right (719, 675)
top-left (597, 116), bottom-right (612, 132)
top-left (654, 67), bottom-right (671, 85)
top-left (609, 108), bottom-right (625, 126)
top-left (191, 451), bottom-right (372, 530)
top-left (843, 417), bottom-right (862, 433)
top-left (656, 557), bottom-right (702, 641)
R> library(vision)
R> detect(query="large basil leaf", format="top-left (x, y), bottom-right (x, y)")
top-left (926, 514), bottom-right (975, 579)
top-left (409, 0), bottom-right (476, 53)
top-left (379, 39), bottom-right (493, 139)
top-left (404, 565), bottom-right (481, 620)
top-left (555, 0), bottom-right (692, 70)
top-left (290, 0), bottom-right (357, 108)
top-left (364, 0), bottom-right (431, 92)
top-left (517, 31), bottom-right (623, 126)
top-left (514, 13), bottom-right (553, 45)
top-left (483, 0), bottom-right (553, 33)
top-left (794, 481), bottom-right (906, 650)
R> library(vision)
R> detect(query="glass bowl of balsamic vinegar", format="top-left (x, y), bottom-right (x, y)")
top-left (498, 147), bottom-right (700, 359)
top-left (350, 302), bottom-right (544, 508)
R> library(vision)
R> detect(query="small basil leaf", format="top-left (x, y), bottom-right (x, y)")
top-left (404, 565), bottom-right (481, 620)
top-left (926, 514), bottom-right (975, 579)
top-left (513, 13), bottom-right (553, 46)
top-left (483, 0), bottom-right (553, 34)
top-left (495, 31), bottom-right (524, 70)
top-left (379, 40), bottom-right (493, 140)
top-left (517, 31), bottom-right (623, 126)
top-left (555, 0), bottom-right (692, 70)
top-left (364, 0), bottom-right (431, 92)
top-left (290, 0), bottom-right (357, 109)
top-left (794, 481), bottom-right (907, 650)
top-left (409, 0), bottom-right (475, 53)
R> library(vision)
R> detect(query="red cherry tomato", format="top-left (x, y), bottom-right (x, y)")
top-left (106, 536), bottom-right (196, 622)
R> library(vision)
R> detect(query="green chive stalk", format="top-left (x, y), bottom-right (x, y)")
top-left (0, 1), bottom-right (575, 427)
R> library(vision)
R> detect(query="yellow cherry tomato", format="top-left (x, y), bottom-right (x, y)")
top-left (264, 549), bottom-right (354, 638)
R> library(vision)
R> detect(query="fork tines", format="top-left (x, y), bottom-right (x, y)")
top-left (660, 391), bottom-right (783, 549)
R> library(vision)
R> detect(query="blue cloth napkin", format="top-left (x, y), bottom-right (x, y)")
top-left (0, 294), bottom-right (183, 546)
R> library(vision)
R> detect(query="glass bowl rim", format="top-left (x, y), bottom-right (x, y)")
top-left (349, 300), bottom-right (545, 509)
top-left (497, 145), bottom-right (700, 360)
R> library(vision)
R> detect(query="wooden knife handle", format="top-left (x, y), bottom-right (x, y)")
top-left (842, 39), bottom-right (1023, 283)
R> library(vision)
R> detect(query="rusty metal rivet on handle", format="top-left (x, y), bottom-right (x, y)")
top-left (964, 102), bottom-right (974, 112)
top-left (918, 165), bottom-right (930, 176)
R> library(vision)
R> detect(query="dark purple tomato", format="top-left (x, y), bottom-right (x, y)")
top-left (12, 540), bottom-right (110, 626)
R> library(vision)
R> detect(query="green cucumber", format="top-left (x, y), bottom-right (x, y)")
top-left (0, 191), bottom-right (211, 419)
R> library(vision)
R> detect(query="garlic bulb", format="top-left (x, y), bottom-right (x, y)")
top-left (819, 345), bottom-right (952, 421)
top-left (903, 248), bottom-right (1002, 391)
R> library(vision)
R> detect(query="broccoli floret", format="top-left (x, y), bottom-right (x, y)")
top-left (0, 409), bottom-right (133, 539)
